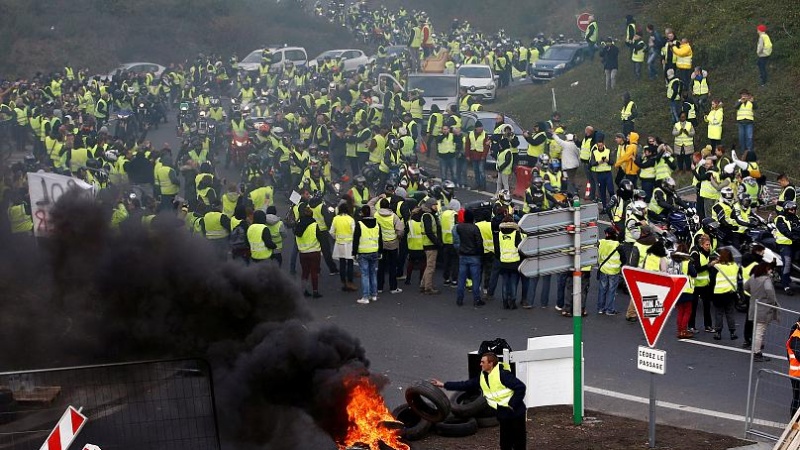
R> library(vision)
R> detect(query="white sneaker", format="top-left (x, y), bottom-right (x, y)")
top-left (370, 296), bottom-right (378, 302)
top-left (356, 298), bottom-right (370, 304)
top-left (391, 288), bottom-right (403, 294)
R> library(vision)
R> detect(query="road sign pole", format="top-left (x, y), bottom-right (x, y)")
top-left (649, 373), bottom-right (656, 448)
top-left (572, 197), bottom-right (582, 425)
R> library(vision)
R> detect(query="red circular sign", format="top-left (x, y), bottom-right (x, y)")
top-left (576, 12), bottom-right (592, 32)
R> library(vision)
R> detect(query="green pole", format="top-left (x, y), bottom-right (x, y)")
top-left (572, 197), bottom-right (583, 425)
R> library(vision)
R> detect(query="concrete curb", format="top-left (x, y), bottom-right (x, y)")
top-left (726, 442), bottom-right (772, 450)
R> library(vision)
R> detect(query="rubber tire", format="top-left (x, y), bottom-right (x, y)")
top-left (391, 403), bottom-right (432, 442)
top-left (434, 416), bottom-right (478, 437)
top-left (405, 381), bottom-right (451, 423)
top-left (449, 390), bottom-right (489, 418)
top-left (476, 415), bottom-right (499, 428)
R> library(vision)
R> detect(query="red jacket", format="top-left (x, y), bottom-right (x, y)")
top-left (465, 130), bottom-right (490, 161)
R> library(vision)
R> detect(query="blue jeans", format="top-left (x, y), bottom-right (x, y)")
top-left (457, 255), bottom-right (482, 304)
top-left (669, 100), bottom-right (682, 123)
top-left (595, 171), bottom-right (614, 211)
top-left (472, 160), bottom-right (486, 190)
top-left (501, 269), bottom-right (519, 306)
top-left (757, 57), bottom-right (768, 85)
top-left (456, 157), bottom-right (467, 186)
top-left (738, 122), bottom-right (754, 152)
top-left (779, 245), bottom-right (795, 289)
top-left (641, 178), bottom-right (655, 203)
top-left (597, 272), bottom-right (621, 313)
top-left (523, 275), bottom-right (551, 307)
top-left (440, 156), bottom-right (456, 182)
top-left (358, 253), bottom-right (379, 299)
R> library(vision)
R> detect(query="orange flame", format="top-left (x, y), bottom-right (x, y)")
top-left (338, 378), bottom-right (410, 450)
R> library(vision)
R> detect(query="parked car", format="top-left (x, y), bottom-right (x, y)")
top-left (307, 49), bottom-right (372, 72)
top-left (457, 64), bottom-right (497, 101)
top-left (105, 62), bottom-right (165, 81)
top-left (529, 43), bottom-right (588, 81)
top-left (460, 111), bottom-right (529, 170)
top-left (376, 72), bottom-right (459, 117)
top-left (238, 46), bottom-right (308, 72)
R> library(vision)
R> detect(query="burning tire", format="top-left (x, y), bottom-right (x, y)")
top-left (434, 416), bottom-right (478, 437)
top-left (405, 381), bottom-right (451, 423)
top-left (391, 403), bottom-right (432, 441)
top-left (449, 390), bottom-right (489, 418)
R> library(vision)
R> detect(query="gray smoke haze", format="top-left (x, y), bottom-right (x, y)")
top-left (0, 189), bottom-right (378, 449)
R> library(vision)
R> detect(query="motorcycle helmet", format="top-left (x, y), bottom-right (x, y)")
top-left (104, 150), bottom-right (119, 162)
top-left (198, 110), bottom-right (207, 119)
top-left (272, 126), bottom-right (284, 136)
top-left (405, 154), bottom-right (418, 165)
top-left (631, 200), bottom-right (647, 217)
top-left (389, 138), bottom-right (402, 151)
top-left (618, 179), bottom-right (634, 200)
top-left (429, 184), bottom-right (443, 199)
top-left (498, 189), bottom-right (512, 203)
top-left (633, 189), bottom-right (647, 202)
top-left (743, 176), bottom-right (758, 187)
top-left (354, 175), bottom-right (366, 186)
top-left (126, 86), bottom-right (135, 95)
top-left (785, 201), bottom-right (798, 215)
top-left (210, 97), bottom-right (220, 106)
top-left (701, 217), bottom-right (722, 238)
top-left (538, 154), bottom-right (551, 166)
top-left (720, 186), bottom-right (735, 204)
top-left (550, 158), bottom-right (561, 172)
top-left (362, 165), bottom-right (379, 183)
top-left (398, 178), bottom-right (409, 189)
top-left (738, 192), bottom-right (752, 209)
top-left (443, 180), bottom-right (456, 196)
top-left (531, 176), bottom-right (544, 189)
top-left (384, 181), bottom-right (396, 194)
top-left (662, 177), bottom-right (676, 193)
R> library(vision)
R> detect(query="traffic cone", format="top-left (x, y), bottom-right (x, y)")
top-left (584, 181), bottom-right (591, 200)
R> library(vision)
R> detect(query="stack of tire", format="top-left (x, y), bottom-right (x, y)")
top-left (391, 381), bottom-right (498, 442)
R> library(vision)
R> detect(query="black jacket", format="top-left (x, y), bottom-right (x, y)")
top-left (455, 222), bottom-right (484, 256)
top-left (444, 367), bottom-right (526, 419)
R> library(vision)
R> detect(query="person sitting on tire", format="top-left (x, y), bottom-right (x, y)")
top-left (432, 352), bottom-right (527, 450)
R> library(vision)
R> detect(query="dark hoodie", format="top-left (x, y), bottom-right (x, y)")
top-left (352, 216), bottom-right (383, 256)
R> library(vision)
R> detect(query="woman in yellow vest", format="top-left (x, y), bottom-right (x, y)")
top-left (709, 248), bottom-right (740, 340)
top-left (331, 203), bottom-right (357, 292)
top-left (353, 205), bottom-right (382, 304)
top-left (672, 244), bottom-right (698, 339)
top-left (493, 217), bottom-right (522, 310)
top-left (294, 204), bottom-right (322, 298)
top-left (690, 235), bottom-right (715, 333)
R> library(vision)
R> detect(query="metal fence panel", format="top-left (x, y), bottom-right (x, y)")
top-left (0, 359), bottom-right (220, 450)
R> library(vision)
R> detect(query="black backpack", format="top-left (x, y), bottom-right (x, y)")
top-left (478, 338), bottom-right (512, 356)
top-left (229, 223), bottom-right (249, 253)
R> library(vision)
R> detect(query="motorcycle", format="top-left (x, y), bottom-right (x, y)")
top-left (111, 109), bottom-right (138, 146)
top-left (177, 100), bottom-right (196, 136)
top-left (228, 128), bottom-right (251, 169)
top-left (667, 203), bottom-right (700, 246)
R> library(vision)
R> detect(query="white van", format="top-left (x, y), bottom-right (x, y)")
top-left (376, 72), bottom-right (459, 117)
top-left (238, 46), bottom-right (308, 72)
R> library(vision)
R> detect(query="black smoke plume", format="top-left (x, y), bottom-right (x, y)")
top-left (0, 189), bottom-right (377, 449)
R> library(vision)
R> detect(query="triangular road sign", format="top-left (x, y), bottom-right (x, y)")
top-left (622, 267), bottom-right (689, 348)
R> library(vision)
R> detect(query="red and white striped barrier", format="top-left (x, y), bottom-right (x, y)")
top-left (39, 406), bottom-right (88, 450)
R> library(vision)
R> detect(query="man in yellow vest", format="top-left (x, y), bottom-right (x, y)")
top-left (248, 210), bottom-right (277, 264)
top-left (154, 157), bottom-right (180, 211)
top-left (774, 201), bottom-right (799, 296)
top-left (691, 67), bottom-right (710, 118)
top-left (735, 89), bottom-right (756, 152)
top-left (588, 132), bottom-right (614, 213)
top-left (756, 24), bottom-right (773, 86)
top-left (585, 14), bottom-right (599, 60)
top-left (7, 193), bottom-right (33, 236)
top-left (597, 227), bottom-right (622, 315)
top-left (432, 352), bottom-right (527, 449)
top-left (200, 204), bottom-right (232, 259)
top-left (631, 32), bottom-right (646, 80)
top-left (353, 204), bottom-right (382, 304)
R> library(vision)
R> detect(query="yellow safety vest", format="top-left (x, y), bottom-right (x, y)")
top-left (591, 146), bottom-right (612, 172)
top-left (527, 132), bottom-right (547, 157)
top-left (203, 212), bottom-right (229, 240)
top-left (692, 78), bottom-right (709, 96)
top-left (734, 205), bottom-right (751, 233)
top-left (641, 251), bottom-right (661, 271)
top-left (248, 224), bottom-right (273, 260)
top-left (699, 171), bottom-right (721, 200)
top-left (694, 252), bottom-right (711, 287)
top-left (428, 113), bottom-right (444, 136)
top-left (681, 260), bottom-right (695, 294)
top-left (713, 263), bottom-right (739, 294)
top-left (476, 221), bottom-right (494, 253)
top-left (441, 210), bottom-right (456, 245)
top-left (631, 43), bottom-right (645, 62)
top-left (221, 192), bottom-right (240, 218)
top-left (332, 215), bottom-right (355, 243)
top-left (7, 204), bottom-right (33, 234)
top-left (497, 148), bottom-right (513, 175)
top-left (370, 134), bottom-right (387, 164)
top-left (774, 215), bottom-right (793, 245)
top-left (408, 219), bottom-right (424, 250)
top-left (598, 239), bottom-right (621, 275)
top-left (439, 134), bottom-right (456, 154)
top-left (621, 101), bottom-right (635, 121)
top-left (249, 186), bottom-right (274, 211)
top-left (469, 131), bottom-right (486, 153)
top-left (580, 138), bottom-right (593, 161)
top-left (499, 230), bottom-right (520, 263)
top-left (357, 222), bottom-right (380, 253)
top-left (649, 188), bottom-right (667, 215)
top-left (296, 222), bottom-right (321, 253)
top-left (267, 222), bottom-right (283, 252)
top-left (761, 33), bottom-right (773, 56)
top-left (673, 121), bottom-right (694, 147)
top-left (421, 213), bottom-right (437, 247)
top-left (655, 156), bottom-right (673, 181)
top-left (374, 213), bottom-right (397, 243)
top-left (706, 108), bottom-right (723, 140)
top-left (736, 101), bottom-right (754, 122)
top-left (479, 365), bottom-right (514, 409)
top-left (155, 166), bottom-right (179, 195)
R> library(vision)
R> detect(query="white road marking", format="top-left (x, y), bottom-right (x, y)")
top-left (678, 338), bottom-right (788, 361)
top-left (584, 385), bottom-right (786, 429)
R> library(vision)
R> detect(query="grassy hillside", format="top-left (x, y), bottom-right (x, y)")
top-left (481, 0), bottom-right (800, 177)
top-left (0, 0), bottom-right (360, 76)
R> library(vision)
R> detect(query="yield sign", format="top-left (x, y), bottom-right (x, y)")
top-left (622, 267), bottom-right (688, 347)
top-left (576, 12), bottom-right (592, 32)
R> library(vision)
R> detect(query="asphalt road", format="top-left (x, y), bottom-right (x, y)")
top-left (102, 107), bottom-right (800, 441)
